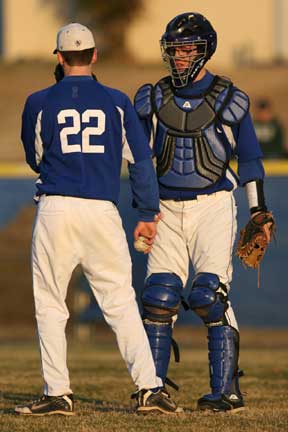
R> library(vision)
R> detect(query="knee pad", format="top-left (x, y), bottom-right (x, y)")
top-left (188, 272), bottom-right (228, 326)
top-left (142, 273), bottom-right (183, 323)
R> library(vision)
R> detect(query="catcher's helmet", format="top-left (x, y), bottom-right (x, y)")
top-left (160, 12), bottom-right (217, 87)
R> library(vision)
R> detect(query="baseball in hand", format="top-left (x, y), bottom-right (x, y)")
top-left (134, 236), bottom-right (149, 253)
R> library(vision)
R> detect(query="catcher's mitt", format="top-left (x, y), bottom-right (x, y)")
top-left (236, 211), bottom-right (275, 269)
top-left (54, 63), bottom-right (65, 82)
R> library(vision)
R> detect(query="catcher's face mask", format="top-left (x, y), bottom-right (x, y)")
top-left (160, 12), bottom-right (217, 87)
top-left (160, 40), bottom-right (208, 87)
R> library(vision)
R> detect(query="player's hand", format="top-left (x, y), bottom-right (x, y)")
top-left (133, 221), bottom-right (158, 254)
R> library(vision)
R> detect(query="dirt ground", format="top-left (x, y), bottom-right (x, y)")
top-left (0, 61), bottom-right (288, 162)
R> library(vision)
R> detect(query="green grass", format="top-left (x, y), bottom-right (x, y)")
top-left (0, 328), bottom-right (287, 432)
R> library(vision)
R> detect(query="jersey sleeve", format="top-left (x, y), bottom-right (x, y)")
top-left (121, 95), bottom-right (159, 221)
top-left (232, 112), bottom-right (265, 186)
top-left (128, 159), bottom-right (160, 221)
top-left (21, 95), bottom-right (41, 173)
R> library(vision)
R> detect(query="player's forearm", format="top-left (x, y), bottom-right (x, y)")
top-left (21, 139), bottom-right (40, 173)
top-left (244, 179), bottom-right (267, 215)
top-left (238, 158), bottom-right (267, 215)
top-left (26, 158), bottom-right (40, 173)
top-left (128, 158), bottom-right (160, 222)
top-left (21, 134), bottom-right (40, 173)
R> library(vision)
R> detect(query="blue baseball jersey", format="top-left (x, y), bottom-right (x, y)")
top-left (21, 75), bottom-right (159, 221)
top-left (135, 71), bottom-right (264, 200)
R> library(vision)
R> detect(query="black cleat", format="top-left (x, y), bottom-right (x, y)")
top-left (132, 388), bottom-right (183, 415)
top-left (197, 393), bottom-right (245, 413)
top-left (15, 394), bottom-right (75, 416)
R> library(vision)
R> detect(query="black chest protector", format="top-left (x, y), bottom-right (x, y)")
top-left (156, 75), bottom-right (232, 132)
top-left (152, 75), bottom-right (248, 189)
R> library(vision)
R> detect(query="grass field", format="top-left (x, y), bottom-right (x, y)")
top-left (0, 327), bottom-right (287, 432)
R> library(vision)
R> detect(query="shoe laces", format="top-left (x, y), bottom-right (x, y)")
top-left (36, 395), bottom-right (48, 403)
top-left (26, 394), bottom-right (49, 407)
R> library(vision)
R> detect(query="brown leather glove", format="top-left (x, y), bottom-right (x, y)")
top-left (236, 211), bottom-right (275, 268)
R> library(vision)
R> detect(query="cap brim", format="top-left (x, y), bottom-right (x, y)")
top-left (53, 48), bottom-right (58, 54)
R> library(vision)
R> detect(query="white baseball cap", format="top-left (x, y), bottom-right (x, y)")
top-left (53, 23), bottom-right (95, 54)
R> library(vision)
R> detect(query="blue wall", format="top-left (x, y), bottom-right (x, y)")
top-left (0, 177), bottom-right (287, 327)
top-left (119, 177), bottom-right (287, 328)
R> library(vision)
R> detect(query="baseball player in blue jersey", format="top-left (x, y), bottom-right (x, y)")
top-left (15, 23), bottom-right (181, 416)
top-left (134, 12), bottom-right (274, 413)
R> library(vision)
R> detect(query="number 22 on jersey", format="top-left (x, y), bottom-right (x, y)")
top-left (57, 109), bottom-right (106, 154)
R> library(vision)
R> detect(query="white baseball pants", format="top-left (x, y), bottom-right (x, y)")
top-left (147, 190), bottom-right (238, 329)
top-left (32, 195), bottom-right (161, 396)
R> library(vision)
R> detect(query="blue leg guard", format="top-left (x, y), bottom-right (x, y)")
top-left (142, 273), bottom-right (183, 386)
top-left (197, 326), bottom-right (244, 412)
top-left (208, 325), bottom-right (240, 396)
top-left (144, 321), bottom-right (173, 385)
top-left (188, 272), bottom-right (244, 411)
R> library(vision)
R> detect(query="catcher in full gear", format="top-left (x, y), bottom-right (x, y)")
top-left (134, 12), bottom-right (275, 413)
